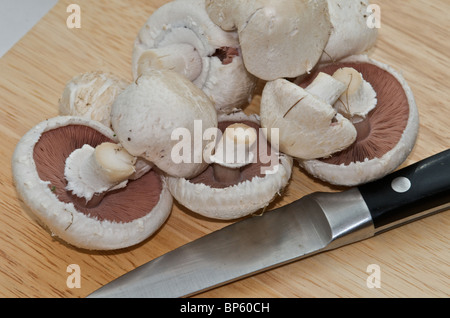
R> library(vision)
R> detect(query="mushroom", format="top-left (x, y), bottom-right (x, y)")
top-left (205, 0), bottom-right (333, 81)
top-left (298, 55), bottom-right (419, 186)
top-left (59, 71), bottom-right (128, 127)
top-left (319, 0), bottom-right (378, 64)
top-left (111, 68), bottom-right (218, 179)
top-left (12, 116), bottom-right (172, 250)
top-left (167, 111), bottom-right (293, 220)
top-left (132, 0), bottom-right (257, 113)
top-left (260, 70), bottom-right (357, 160)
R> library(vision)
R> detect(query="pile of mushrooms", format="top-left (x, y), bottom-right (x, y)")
top-left (12, 0), bottom-right (419, 250)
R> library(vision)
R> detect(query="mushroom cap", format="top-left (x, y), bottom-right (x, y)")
top-left (299, 55), bottom-right (419, 186)
top-left (12, 116), bottom-right (172, 250)
top-left (206, 0), bottom-right (332, 81)
top-left (111, 69), bottom-right (218, 179)
top-left (167, 112), bottom-right (293, 220)
top-left (320, 0), bottom-right (378, 64)
top-left (58, 71), bottom-right (128, 127)
top-left (259, 77), bottom-right (357, 160)
top-left (132, 0), bottom-right (257, 113)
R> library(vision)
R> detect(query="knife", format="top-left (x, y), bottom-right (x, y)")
top-left (88, 149), bottom-right (450, 298)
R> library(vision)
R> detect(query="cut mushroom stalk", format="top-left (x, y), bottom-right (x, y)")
top-left (261, 67), bottom-right (378, 160)
top-left (297, 55), bottom-right (419, 187)
top-left (260, 72), bottom-right (358, 160)
top-left (65, 142), bottom-right (138, 206)
top-left (305, 72), bottom-right (348, 105)
top-left (210, 123), bottom-right (257, 184)
top-left (332, 67), bottom-right (377, 123)
top-left (136, 43), bottom-right (202, 81)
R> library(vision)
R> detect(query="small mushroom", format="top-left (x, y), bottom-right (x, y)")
top-left (111, 68), bottom-right (218, 179)
top-left (298, 55), bottom-right (419, 186)
top-left (320, 0), bottom-right (378, 64)
top-left (132, 0), bottom-right (257, 113)
top-left (206, 0), bottom-right (333, 81)
top-left (260, 71), bottom-right (357, 160)
top-left (167, 111), bottom-right (293, 220)
top-left (12, 116), bottom-right (172, 250)
top-left (58, 71), bottom-right (128, 127)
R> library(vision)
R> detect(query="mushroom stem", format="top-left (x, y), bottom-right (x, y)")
top-left (213, 165), bottom-right (242, 184)
top-left (332, 67), bottom-right (377, 123)
top-left (136, 43), bottom-right (202, 81)
top-left (64, 142), bottom-right (138, 205)
top-left (210, 123), bottom-right (257, 184)
top-left (305, 72), bottom-right (347, 105)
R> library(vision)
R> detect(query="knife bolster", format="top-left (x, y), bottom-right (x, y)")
top-left (310, 188), bottom-right (375, 250)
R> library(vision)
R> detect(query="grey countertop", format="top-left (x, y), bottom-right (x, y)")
top-left (0, 0), bottom-right (58, 57)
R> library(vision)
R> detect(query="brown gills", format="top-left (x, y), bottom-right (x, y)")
top-left (189, 120), bottom-right (279, 188)
top-left (299, 62), bottom-right (410, 165)
top-left (33, 125), bottom-right (163, 223)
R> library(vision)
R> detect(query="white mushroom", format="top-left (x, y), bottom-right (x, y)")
top-left (320, 0), bottom-right (378, 64)
top-left (133, 0), bottom-right (257, 113)
top-left (12, 116), bottom-right (172, 250)
top-left (59, 71), bottom-right (128, 127)
top-left (298, 55), bottom-right (419, 186)
top-left (168, 111), bottom-right (293, 220)
top-left (111, 69), bottom-right (218, 179)
top-left (206, 0), bottom-right (332, 81)
top-left (260, 72), bottom-right (357, 160)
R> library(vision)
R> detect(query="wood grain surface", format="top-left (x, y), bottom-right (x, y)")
top-left (0, 0), bottom-right (448, 298)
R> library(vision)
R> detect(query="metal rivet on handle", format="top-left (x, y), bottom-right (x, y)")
top-left (391, 176), bottom-right (411, 193)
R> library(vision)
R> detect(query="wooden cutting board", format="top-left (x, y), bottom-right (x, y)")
top-left (0, 0), bottom-right (448, 298)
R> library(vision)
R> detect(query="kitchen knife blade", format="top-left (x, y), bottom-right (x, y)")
top-left (88, 149), bottom-right (450, 298)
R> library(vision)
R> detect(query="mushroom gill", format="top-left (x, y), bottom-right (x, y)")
top-left (299, 62), bottom-right (410, 165)
top-left (211, 47), bottom-right (240, 65)
top-left (33, 125), bottom-right (163, 223)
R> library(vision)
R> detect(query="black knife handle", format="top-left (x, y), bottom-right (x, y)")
top-left (358, 149), bottom-right (450, 233)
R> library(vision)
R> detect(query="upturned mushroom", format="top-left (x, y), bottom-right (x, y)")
top-left (132, 0), bottom-right (257, 113)
top-left (297, 55), bottom-right (419, 186)
top-left (205, 0), bottom-right (333, 81)
top-left (168, 111), bottom-right (293, 220)
top-left (319, 0), bottom-right (378, 64)
top-left (58, 71), bottom-right (128, 127)
top-left (260, 71), bottom-right (357, 160)
top-left (111, 68), bottom-right (218, 179)
top-left (12, 116), bottom-right (172, 250)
